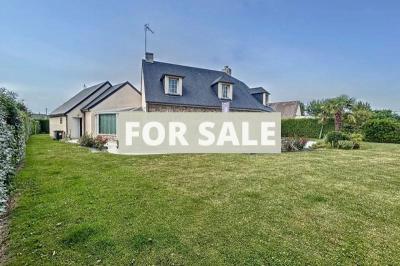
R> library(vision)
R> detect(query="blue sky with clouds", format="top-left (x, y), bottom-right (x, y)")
top-left (1, 0), bottom-right (399, 113)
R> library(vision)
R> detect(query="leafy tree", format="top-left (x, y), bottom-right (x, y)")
top-left (372, 110), bottom-right (400, 120)
top-left (343, 100), bottom-right (373, 132)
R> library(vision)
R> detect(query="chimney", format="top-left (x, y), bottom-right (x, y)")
top-left (145, 52), bottom-right (154, 63)
top-left (223, 65), bottom-right (232, 75)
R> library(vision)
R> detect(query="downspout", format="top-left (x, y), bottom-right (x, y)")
top-left (65, 114), bottom-right (68, 139)
top-left (82, 111), bottom-right (86, 136)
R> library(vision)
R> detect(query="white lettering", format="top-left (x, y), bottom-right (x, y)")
top-left (126, 122), bottom-right (140, 146)
top-left (217, 122), bottom-right (240, 146)
top-left (169, 122), bottom-right (188, 146)
top-left (198, 122), bottom-right (215, 146)
top-left (143, 122), bottom-right (165, 146)
top-left (261, 122), bottom-right (276, 146)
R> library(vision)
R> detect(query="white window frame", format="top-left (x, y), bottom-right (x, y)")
top-left (168, 78), bottom-right (178, 95)
top-left (96, 112), bottom-right (118, 136)
top-left (263, 93), bottom-right (269, 105)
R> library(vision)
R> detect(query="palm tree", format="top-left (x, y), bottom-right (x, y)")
top-left (326, 95), bottom-right (355, 131)
top-left (317, 103), bottom-right (331, 138)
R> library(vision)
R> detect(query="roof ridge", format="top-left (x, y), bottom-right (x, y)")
top-left (143, 59), bottom-right (227, 75)
top-left (269, 100), bottom-right (299, 104)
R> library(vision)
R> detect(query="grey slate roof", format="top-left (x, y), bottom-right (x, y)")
top-left (248, 87), bottom-right (270, 95)
top-left (50, 81), bottom-right (110, 116)
top-left (211, 73), bottom-right (236, 85)
top-left (142, 60), bottom-right (273, 112)
top-left (82, 81), bottom-right (140, 111)
top-left (269, 101), bottom-right (301, 118)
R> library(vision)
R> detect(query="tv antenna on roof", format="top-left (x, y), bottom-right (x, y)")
top-left (144, 24), bottom-right (154, 54)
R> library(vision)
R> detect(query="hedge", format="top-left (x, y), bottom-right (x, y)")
top-left (281, 118), bottom-right (334, 139)
top-left (0, 88), bottom-right (33, 213)
top-left (33, 119), bottom-right (49, 134)
top-left (362, 119), bottom-right (400, 144)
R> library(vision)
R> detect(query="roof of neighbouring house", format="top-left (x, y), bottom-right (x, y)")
top-left (248, 87), bottom-right (270, 95)
top-left (82, 81), bottom-right (140, 111)
top-left (268, 101), bottom-right (301, 118)
top-left (142, 60), bottom-right (273, 112)
top-left (50, 81), bottom-right (111, 116)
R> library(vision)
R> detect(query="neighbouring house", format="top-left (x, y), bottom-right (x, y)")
top-left (268, 101), bottom-right (303, 119)
top-left (31, 113), bottom-right (49, 120)
top-left (49, 81), bottom-right (141, 139)
top-left (141, 53), bottom-right (273, 112)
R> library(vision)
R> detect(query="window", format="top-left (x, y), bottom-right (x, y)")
top-left (98, 114), bottom-right (116, 135)
top-left (222, 84), bottom-right (230, 99)
top-left (60, 117), bottom-right (63, 124)
top-left (168, 78), bottom-right (178, 94)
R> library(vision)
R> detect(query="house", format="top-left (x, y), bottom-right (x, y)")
top-left (31, 113), bottom-right (49, 120)
top-left (141, 53), bottom-right (273, 112)
top-left (50, 53), bottom-right (276, 139)
top-left (49, 81), bottom-right (141, 139)
top-left (268, 101), bottom-right (303, 119)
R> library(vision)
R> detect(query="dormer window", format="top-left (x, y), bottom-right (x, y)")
top-left (162, 74), bottom-right (184, 95)
top-left (168, 78), bottom-right (178, 94)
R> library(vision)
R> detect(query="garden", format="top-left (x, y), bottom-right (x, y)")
top-left (1, 90), bottom-right (400, 265)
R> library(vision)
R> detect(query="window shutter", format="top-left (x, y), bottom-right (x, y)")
top-left (177, 79), bottom-right (182, 95)
top-left (164, 77), bottom-right (168, 94)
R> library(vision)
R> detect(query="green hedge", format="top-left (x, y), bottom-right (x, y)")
top-left (34, 119), bottom-right (49, 134)
top-left (281, 118), bottom-right (334, 139)
top-left (362, 119), bottom-right (400, 143)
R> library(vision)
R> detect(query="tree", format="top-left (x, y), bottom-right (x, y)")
top-left (343, 101), bottom-right (373, 132)
top-left (326, 95), bottom-right (355, 131)
top-left (306, 99), bottom-right (330, 138)
top-left (372, 110), bottom-right (400, 121)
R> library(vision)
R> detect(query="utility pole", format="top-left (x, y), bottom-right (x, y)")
top-left (144, 24), bottom-right (154, 54)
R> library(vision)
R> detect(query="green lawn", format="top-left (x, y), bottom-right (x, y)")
top-left (6, 135), bottom-right (400, 265)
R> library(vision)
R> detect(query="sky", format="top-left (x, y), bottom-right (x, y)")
top-left (1, 0), bottom-right (399, 113)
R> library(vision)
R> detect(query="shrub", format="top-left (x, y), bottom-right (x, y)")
top-left (94, 136), bottom-right (108, 150)
top-left (281, 137), bottom-right (308, 152)
top-left (337, 140), bottom-right (355, 150)
top-left (79, 134), bottom-right (96, 147)
top-left (311, 140), bottom-right (327, 149)
top-left (350, 133), bottom-right (364, 143)
top-left (0, 88), bottom-right (33, 213)
top-left (79, 134), bottom-right (108, 150)
top-left (36, 119), bottom-right (49, 134)
top-left (281, 118), bottom-right (334, 139)
top-left (325, 131), bottom-right (351, 148)
top-left (362, 119), bottom-right (400, 144)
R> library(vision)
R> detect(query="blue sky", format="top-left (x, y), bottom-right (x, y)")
top-left (1, 0), bottom-right (399, 113)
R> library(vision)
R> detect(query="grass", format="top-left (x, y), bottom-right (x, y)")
top-left (6, 135), bottom-right (400, 265)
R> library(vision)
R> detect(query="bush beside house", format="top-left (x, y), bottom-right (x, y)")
top-left (0, 88), bottom-right (33, 213)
